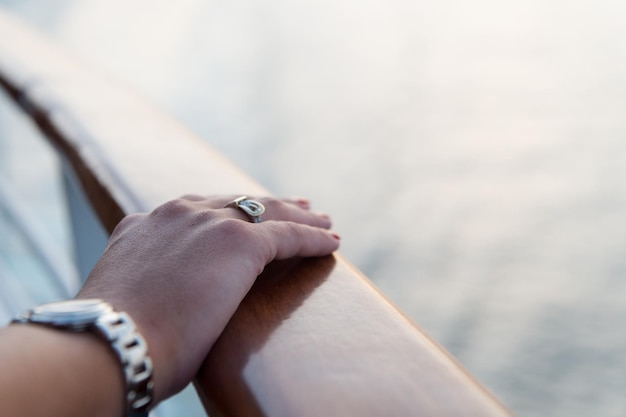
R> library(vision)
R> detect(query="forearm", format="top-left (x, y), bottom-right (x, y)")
top-left (0, 195), bottom-right (339, 416)
top-left (0, 325), bottom-right (124, 417)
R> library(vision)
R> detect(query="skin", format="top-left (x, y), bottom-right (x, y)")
top-left (0, 195), bottom-right (340, 417)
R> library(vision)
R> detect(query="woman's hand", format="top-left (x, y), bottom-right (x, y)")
top-left (77, 195), bottom-right (339, 403)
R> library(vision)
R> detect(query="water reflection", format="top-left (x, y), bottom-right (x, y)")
top-left (3, 1), bottom-right (626, 416)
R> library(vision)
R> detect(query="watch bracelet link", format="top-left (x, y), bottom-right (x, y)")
top-left (96, 311), bottom-right (154, 416)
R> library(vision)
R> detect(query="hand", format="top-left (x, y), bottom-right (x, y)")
top-left (76, 195), bottom-right (339, 404)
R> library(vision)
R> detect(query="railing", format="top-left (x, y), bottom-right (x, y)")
top-left (0, 8), bottom-right (512, 417)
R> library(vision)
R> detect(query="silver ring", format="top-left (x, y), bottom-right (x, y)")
top-left (225, 196), bottom-right (265, 223)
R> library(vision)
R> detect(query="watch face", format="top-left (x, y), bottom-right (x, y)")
top-left (30, 299), bottom-right (113, 329)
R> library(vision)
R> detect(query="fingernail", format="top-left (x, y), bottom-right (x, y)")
top-left (331, 232), bottom-right (341, 240)
top-left (296, 198), bottom-right (311, 209)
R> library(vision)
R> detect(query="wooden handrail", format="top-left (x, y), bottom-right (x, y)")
top-left (0, 8), bottom-right (513, 417)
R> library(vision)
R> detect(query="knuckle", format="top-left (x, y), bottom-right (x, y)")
top-left (259, 197), bottom-right (285, 213)
top-left (150, 198), bottom-right (193, 218)
top-left (179, 193), bottom-right (204, 201)
top-left (282, 220), bottom-right (300, 236)
top-left (111, 213), bottom-right (145, 237)
top-left (211, 218), bottom-right (272, 267)
top-left (285, 222), bottom-right (307, 246)
top-left (188, 208), bottom-right (221, 228)
top-left (212, 218), bottom-right (254, 243)
top-left (277, 221), bottom-right (305, 248)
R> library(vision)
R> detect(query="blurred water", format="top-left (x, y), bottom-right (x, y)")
top-left (3, 1), bottom-right (626, 416)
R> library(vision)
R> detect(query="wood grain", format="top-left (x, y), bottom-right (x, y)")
top-left (0, 8), bottom-right (513, 417)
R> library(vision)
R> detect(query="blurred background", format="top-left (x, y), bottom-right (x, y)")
top-left (2, 1), bottom-right (626, 416)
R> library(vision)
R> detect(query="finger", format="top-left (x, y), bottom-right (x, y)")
top-left (260, 198), bottom-right (331, 228)
top-left (282, 197), bottom-right (311, 210)
top-left (244, 198), bottom-right (331, 228)
top-left (178, 194), bottom-right (247, 205)
top-left (178, 194), bottom-right (206, 202)
top-left (180, 195), bottom-right (316, 216)
top-left (260, 221), bottom-right (340, 260)
top-left (179, 194), bottom-right (253, 208)
top-left (214, 196), bottom-right (332, 228)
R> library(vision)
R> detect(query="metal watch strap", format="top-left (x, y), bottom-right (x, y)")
top-left (12, 301), bottom-right (154, 416)
top-left (95, 311), bottom-right (154, 416)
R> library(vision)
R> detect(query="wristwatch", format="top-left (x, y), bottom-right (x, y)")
top-left (12, 299), bottom-right (154, 416)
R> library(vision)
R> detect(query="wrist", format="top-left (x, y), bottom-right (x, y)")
top-left (11, 299), bottom-right (154, 416)
top-left (79, 291), bottom-right (191, 403)
top-left (0, 325), bottom-right (124, 417)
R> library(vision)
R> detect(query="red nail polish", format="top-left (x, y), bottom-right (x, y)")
top-left (331, 232), bottom-right (341, 240)
top-left (300, 201), bottom-right (311, 210)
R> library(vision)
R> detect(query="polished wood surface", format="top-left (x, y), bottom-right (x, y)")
top-left (0, 8), bottom-right (512, 417)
